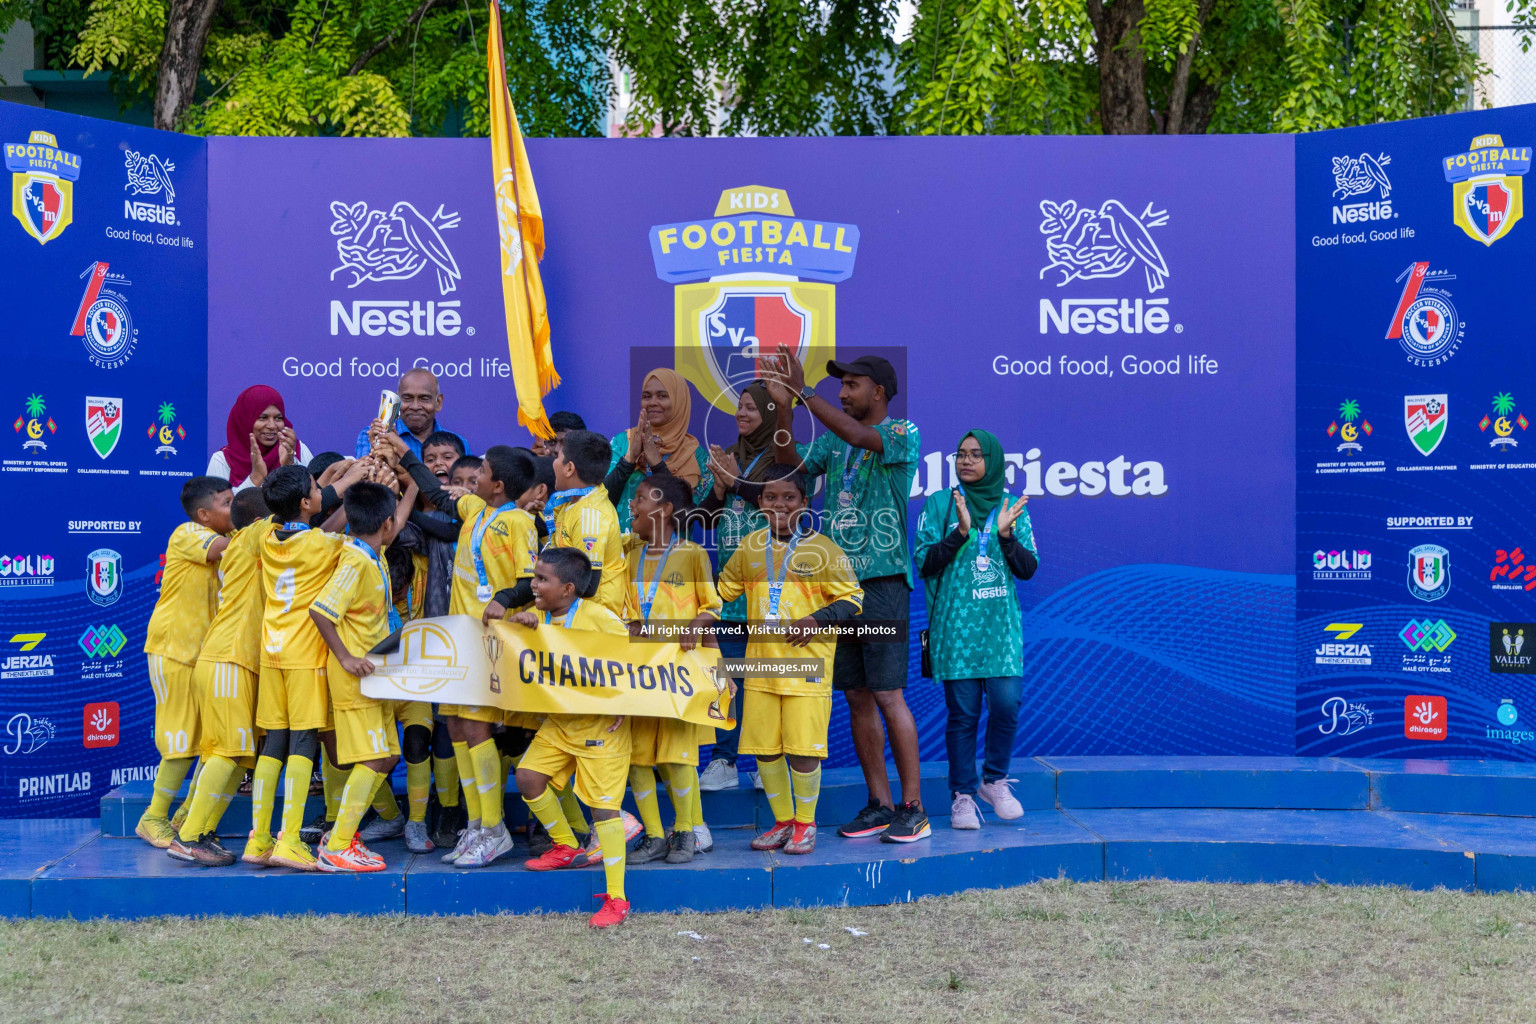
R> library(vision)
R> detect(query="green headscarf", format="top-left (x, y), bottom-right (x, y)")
top-left (957, 429), bottom-right (1006, 522)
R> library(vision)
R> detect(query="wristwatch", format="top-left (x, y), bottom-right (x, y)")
top-left (798, 384), bottom-right (816, 406)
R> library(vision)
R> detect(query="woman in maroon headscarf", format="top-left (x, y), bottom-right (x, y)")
top-left (205, 385), bottom-right (314, 490)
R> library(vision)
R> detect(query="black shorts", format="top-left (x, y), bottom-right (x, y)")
top-left (832, 574), bottom-right (911, 693)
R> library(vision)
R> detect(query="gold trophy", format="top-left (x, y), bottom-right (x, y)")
top-left (377, 389), bottom-right (402, 431)
top-left (484, 632), bottom-right (504, 694)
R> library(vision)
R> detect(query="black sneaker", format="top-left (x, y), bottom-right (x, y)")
top-left (527, 819), bottom-right (552, 858)
top-left (879, 801), bottom-right (932, 844)
top-left (204, 835), bottom-right (237, 863)
top-left (629, 833), bottom-right (669, 864)
top-left (299, 811), bottom-right (331, 847)
top-left (837, 800), bottom-right (895, 838)
top-left (664, 829), bottom-right (697, 864)
top-left (188, 835), bottom-right (238, 867)
top-left (433, 804), bottom-right (466, 851)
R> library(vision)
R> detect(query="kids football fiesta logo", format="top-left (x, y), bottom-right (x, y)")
top-left (1443, 134), bottom-right (1530, 246)
top-left (5, 130), bottom-right (80, 244)
top-left (649, 186), bottom-right (859, 412)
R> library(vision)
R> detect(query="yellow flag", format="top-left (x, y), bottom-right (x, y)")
top-left (487, 2), bottom-right (558, 438)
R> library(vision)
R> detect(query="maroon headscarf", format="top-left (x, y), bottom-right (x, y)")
top-left (219, 385), bottom-right (296, 486)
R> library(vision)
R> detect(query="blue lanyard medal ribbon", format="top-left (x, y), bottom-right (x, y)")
top-left (281, 521), bottom-right (310, 532)
top-left (470, 505), bottom-right (517, 602)
top-left (544, 598), bottom-right (581, 628)
top-left (545, 486), bottom-right (594, 535)
top-left (837, 444), bottom-right (867, 508)
top-left (974, 507), bottom-right (999, 575)
top-left (633, 537), bottom-right (679, 621)
top-left (764, 532), bottom-right (802, 623)
top-left (348, 537), bottom-right (399, 632)
top-left (731, 450), bottom-right (768, 511)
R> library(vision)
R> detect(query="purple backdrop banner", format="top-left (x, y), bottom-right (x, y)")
top-left (207, 135), bottom-right (1297, 766)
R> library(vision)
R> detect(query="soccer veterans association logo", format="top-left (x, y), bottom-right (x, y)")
top-left (649, 186), bottom-right (860, 412)
top-left (85, 396), bottom-right (122, 459)
top-left (71, 262), bottom-right (139, 369)
top-left (5, 130), bottom-right (80, 245)
top-left (1386, 263), bottom-right (1463, 366)
top-left (1443, 134), bottom-right (1530, 246)
top-left (1404, 394), bottom-right (1448, 456)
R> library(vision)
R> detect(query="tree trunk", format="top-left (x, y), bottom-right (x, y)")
top-left (153, 0), bottom-right (223, 131)
top-left (1087, 0), bottom-right (1150, 134)
top-left (1164, 0), bottom-right (1218, 134)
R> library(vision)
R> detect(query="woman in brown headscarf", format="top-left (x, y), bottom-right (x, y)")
top-left (604, 367), bottom-right (712, 532)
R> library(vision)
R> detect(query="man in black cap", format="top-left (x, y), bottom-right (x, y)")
top-left (766, 350), bottom-right (929, 845)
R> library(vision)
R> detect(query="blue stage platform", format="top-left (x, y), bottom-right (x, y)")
top-left (4, 757), bottom-right (1536, 920)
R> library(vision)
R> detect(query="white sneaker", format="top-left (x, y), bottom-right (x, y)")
top-left (693, 821), bottom-right (713, 853)
top-left (358, 812), bottom-right (406, 842)
top-left (976, 778), bottom-right (1023, 820)
top-left (699, 758), bottom-right (738, 791)
top-left (951, 793), bottom-right (982, 830)
top-left (753, 771), bottom-right (765, 790)
top-left (454, 824), bottom-right (513, 868)
top-left (404, 819), bottom-right (434, 854)
top-left (440, 824), bottom-right (480, 864)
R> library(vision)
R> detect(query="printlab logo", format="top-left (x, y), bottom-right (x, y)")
top-left (85, 396), bottom-right (123, 460)
top-left (1490, 623), bottom-right (1536, 674)
top-left (1386, 263), bottom-right (1463, 366)
top-left (1443, 133), bottom-right (1530, 246)
top-left (1404, 394), bottom-right (1449, 457)
top-left (1312, 548), bottom-right (1372, 581)
top-left (5, 129), bottom-right (80, 244)
top-left (0, 554), bottom-right (54, 588)
top-left (1404, 694), bottom-right (1448, 741)
top-left (1331, 152), bottom-right (1394, 223)
top-left (1, 633), bottom-right (52, 679)
top-left (1314, 622), bottom-right (1371, 666)
top-left (82, 701), bottom-right (119, 748)
top-left (1326, 399), bottom-right (1373, 455)
top-left (3, 712), bottom-right (54, 755)
top-left (71, 262), bottom-right (138, 369)
top-left (123, 150), bottom-right (177, 226)
top-left (649, 186), bottom-right (858, 412)
top-left (1037, 199), bottom-right (1174, 337)
top-left (78, 623), bottom-right (127, 659)
top-left (1478, 392), bottom-right (1527, 449)
top-left (14, 393), bottom-right (56, 452)
top-left (1408, 543), bottom-right (1450, 602)
top-left (1318, 696), bottom-right (1373, 737)
top-left (85, 550), bottom-right (123, 607)
top-left (1488, 698), bottom-right (1535, 746)
top-left (1491, 547), bottom-right (1536, 592)
top-left (147, 401), bottom-right (184, 457)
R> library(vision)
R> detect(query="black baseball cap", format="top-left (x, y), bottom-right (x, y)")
top-left (825, 355), bottom-right (899, 399)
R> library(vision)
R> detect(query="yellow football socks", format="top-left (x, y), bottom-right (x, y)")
top-left (523, 788), bottom-right (576, 848)
top-left (558, 786), bottom-right (589, 837)
top-left (278, 754), bottom-right (315, 844)
top-left (405, 759), bottom-right (431, 823)
top-left (206, 763), bottom-right (245, 833)
top-left (249, 755), bottom-right (284, 842)
top-left (433, 753), bottom-right (460, 807)
top-left (629, 766), bottom-right (664, 838)
top-left (790, 765), bottom-right (822, 824)
top-left (594, 816), bottom-right (627, 901)
top-left (451, 740), bottom-right (481, 823)
top-left (169, 760), bottom-right (201, 828)
top-left (176, 755), bottom-right (236, 842)
top-left (330, 765), bottom-right (380, 851)
top-left (146, 757), bottom-right (194, 819)
top-left (659, 764), bottom-right (696, 831)
top-left (470, 740), bottom-right (504, 829)
top-left (757, 756), bottom-right (793, 823)
top-left (371, 777), bottom-right (402, 822)
top-left (321, 751), bottom-right (344, 822)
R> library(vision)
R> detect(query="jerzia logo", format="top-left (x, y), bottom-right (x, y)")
top-left (1331, 152), bottom-right (1394, 224)
top-left (650, 186), bottom-right (858, 412)
top-left (1315, 622), bottom-right (1371, 666)
top-left (1443, 133), bottom-right (1530, 246)
top-left (5, 130), bottom-right (80, 244)
top-left (1386, 263), bottom-right (1463, 366)
top-left (71, 262), bottom-right (139, 369)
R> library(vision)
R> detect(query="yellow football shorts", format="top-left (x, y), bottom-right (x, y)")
top-left (334, 700), bottom-right (402, 765)
top-left (194, 660), bottom-right (259, 760)
top-left (519, 732), bottom-right (627, 809)
top-left (394, 700), bottom-right (433, 732)
top-left (504, 711), bottom-right (544, 730)
top-left (256, 665), bottom-right (329, 732)
top-left (629, 716), bottom-right (703, 767)
top-left (739, 689), bottom-right (831, 759)
top-left (439, 702), bottom-right (503, 724)
top-left (147, 654), bottom-right (200, 758)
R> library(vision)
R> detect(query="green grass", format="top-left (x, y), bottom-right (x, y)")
top-left (2, 879), bottom-right (1535, 1022)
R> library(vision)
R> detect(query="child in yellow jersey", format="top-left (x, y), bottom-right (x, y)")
top-left (168, 488), bottom-right (272, 867)
top-left (513, 547), bottom-right (635, 928)
top-left (249, 465), bottom-right (345, 871)
top-left (548, 430), bottom-right (627, 615)
top-left (390, 435), bottom-right (540, 868)
top-left (622, 473), bottom-right (722, 865)
top-left (136, 477), bottom-right (234, 849)
top-left (717, 466), bottom-right (863, 856)
top-left (309, 482), bottom-right (405, 873)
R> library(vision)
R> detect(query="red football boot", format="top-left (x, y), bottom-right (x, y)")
top-left (589, 893), bottom-right (631, 928)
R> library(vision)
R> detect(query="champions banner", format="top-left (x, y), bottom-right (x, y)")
top-left (363, 615), bottom-right (735, 727)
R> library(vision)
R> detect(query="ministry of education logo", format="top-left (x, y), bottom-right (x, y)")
top-left (5, 130), bottom-right (80, 245)
top-left (1039, 199), bottom-right (1169, 293)
top-left (1443, 134), bottom-right (1530, 246)
top-left (1479, 392), bottom-right (1527, 449)
top-left (1386, 263), bottom-right (1463, 366)
top-left (1408, 543), bottom-right (1450, 602)
top-left (329, 200), bottom-right (462, 295)
top-left (71, 262), bottom-right (139, 369)
top-left (1404, 394), bottom-right (1448, 456)
top-left (147, 401), bottom-right (184, 457)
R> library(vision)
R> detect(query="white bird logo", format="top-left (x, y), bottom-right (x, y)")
top-left (329, 200), bottom-right (462, 295)
top-left (1039, 199), bottom-right (1170, 293)
top-left (124, 151), bottom-right (175, 202)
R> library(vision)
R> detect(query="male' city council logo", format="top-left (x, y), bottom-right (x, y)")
top-left (1385, 263), bottom-right (1463, 366)
top-left (5, 130), bottom-right (80, 245)
top-left (649, 186), bottom-right (859, 412)
top-left (70, 262), bottom-right (139, 369)
top-left (1408, 543), bottom-right (1450, 602)
top-left (1404, 394), bottom-right (1448, 456)
top-left (1039, 200), bottom-right (1169, 293)
top-left (1443, 133), bottom-right (1530, 246)
top-left (329, 200), bottom-right (462, 295)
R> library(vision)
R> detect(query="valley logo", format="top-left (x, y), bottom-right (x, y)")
top-left (1490, 623), bottom-right (1536, 674)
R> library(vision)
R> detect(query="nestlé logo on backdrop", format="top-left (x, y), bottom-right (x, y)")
top-left (123, 150), bottom-right (177, 226)
top-left (1037, 199), bottom-right (1174, 336)
top-left (328, 200), bottom-right (466, 339)
top-left (1331, 152), bottom-right (1395, 224)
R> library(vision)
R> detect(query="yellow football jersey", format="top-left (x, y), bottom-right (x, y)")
top-left (259, 525), bottom-right (343, 669)
top-left (535, 599), bottom-right (633, 758)
top-left (448, 494), bottom-right (537, 616)
top-left (395, 551), bottom-right (427, 621)
top-left (621, 535), bottom-right (722, 624)
top-left (143, 521), bottom-right (224, 665)
top-left (717, 528), bottom-right (863, 696)
top-left (552, 488), bottom-right (626, 615)
top-left (312, 538), bottom-right (393, 709)
top-left (197, 519), bottom-right (275, 672)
